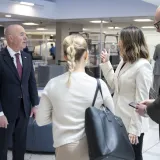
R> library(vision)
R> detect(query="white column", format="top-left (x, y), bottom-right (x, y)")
top-left (56, 22), bottom-right (83, 62)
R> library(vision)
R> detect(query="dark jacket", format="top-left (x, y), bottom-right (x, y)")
top-left (153, 44), bottom-right (160, 76)
top-left (0, 48), bottom-right (39, 122)
top-left (147, 97), bottom-right (160, 124)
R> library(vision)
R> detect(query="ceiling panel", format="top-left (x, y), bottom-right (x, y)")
top-left (143, 0), bottom-right (160, 6)
top-left (41, 0), bottom-right (56, 2)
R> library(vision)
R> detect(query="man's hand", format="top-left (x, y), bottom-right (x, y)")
top-left (0, 115), bottom-right (8, 128)
top-left (128, 133), bottom-right (139, 145)
top-left (136, 104), bottom-right (147, 117)
top-left (136, 99), bottom-right (155, 117)
top-left (30, 107), bottom-right (38, 119)
top-left (140, 99), bottom-right (155, 106)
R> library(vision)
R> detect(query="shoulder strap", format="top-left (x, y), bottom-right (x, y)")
top-left (92, 79), bottom-right (104, 107)
top-left (97, 79), bottom-right (104, 101)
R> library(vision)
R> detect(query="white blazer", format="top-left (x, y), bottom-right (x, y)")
top-left (100, 58), bottom-right (153, 136)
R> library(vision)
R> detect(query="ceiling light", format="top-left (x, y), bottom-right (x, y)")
top-left (20, 1), bottom-right (34, 6)
top-left (108, 27), bottom-right (121, 29)
top-left (115, 27), bottom-right (121, 29)
top-left (83, 28), bottom-right (88, 31)
top-left (141, 26), bottom-right (155, 29)
top-left (23, 22), bottom-right (39, 26)
top-left (36, 28), bottom-right (48, 31)
top-left (90, 20), bottom-right (108, 23)
top-left (134, 19), bottom-right (153, 22)
top-left (5, 15), bottom-right (11, 18)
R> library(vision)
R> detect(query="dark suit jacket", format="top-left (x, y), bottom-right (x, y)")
top-left (147, 97), bottom-right (160, 137)
top-left (147, 97), bottom-right (160, 124)
top-left (153, 44), bottom-right (160, 75)
top-left (0, 48), bottom-right (39, 122)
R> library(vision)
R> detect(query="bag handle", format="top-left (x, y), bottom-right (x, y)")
top-left (92, 79), bottom-right (104, 107)
top-left (92, 79), bottom-right (113, 122)
top-left (97, 79), bottom-right (104, 101)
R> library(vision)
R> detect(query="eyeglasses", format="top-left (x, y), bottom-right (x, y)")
top-left (154, 21), bottom-right (160, 29)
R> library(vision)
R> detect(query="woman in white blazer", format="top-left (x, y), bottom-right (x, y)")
top-left (36, 35), bottom-right (115, 160)
top-left (100, 26), bottom-right (152, 160)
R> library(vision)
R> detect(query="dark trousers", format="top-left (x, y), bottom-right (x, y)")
top-left (132, 133), bottom-right (144, 160)
top-left (52, 55), bottom-right (55, 60)
top-left (0, 100), bottom-right (29, 160)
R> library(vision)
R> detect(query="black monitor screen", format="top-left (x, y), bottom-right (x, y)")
top-left (110, 55), bottom-right (120, 65)
top-left (0, 27), bottom-right (4, 37)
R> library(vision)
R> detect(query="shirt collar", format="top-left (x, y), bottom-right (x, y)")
top-left (7, 46), bottom-right (21, 58)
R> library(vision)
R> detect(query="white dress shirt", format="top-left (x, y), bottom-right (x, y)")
top-left (36, 72), bottom-right (115, 148)
top-left (0, 46), bottom-right (23, 116)
top-left (7, 46), bottom-right (23, 67)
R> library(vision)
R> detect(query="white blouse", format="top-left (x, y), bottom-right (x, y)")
top-left (36, 72), bottom-right (115, 148)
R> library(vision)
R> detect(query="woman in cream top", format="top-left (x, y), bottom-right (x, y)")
top-left (100, 26), bottom-right (152, 160)
top-left (36, 35), bottom-right (114, 160)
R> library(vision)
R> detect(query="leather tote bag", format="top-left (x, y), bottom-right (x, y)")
top-left (85, 79), bottom-right (135, 160)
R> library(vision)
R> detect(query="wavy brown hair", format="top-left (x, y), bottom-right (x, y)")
top-left (120, 26), bottom-right (149, 63)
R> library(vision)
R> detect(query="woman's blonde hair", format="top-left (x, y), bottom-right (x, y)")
top-left (63, 34), bottom-right (88, 86)
top-left (120, 26), bottom-right (149, 63)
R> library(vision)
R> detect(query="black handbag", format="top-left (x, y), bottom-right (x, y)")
top-left (85, 79), bottom-right (135, 160)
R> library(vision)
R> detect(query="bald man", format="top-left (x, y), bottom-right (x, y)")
top-left (154, 6), bottom-right (160, 32)
top-left (0, 25), bottom-right (39, 160)
top-left (136, 7), bottom-right (160, 124)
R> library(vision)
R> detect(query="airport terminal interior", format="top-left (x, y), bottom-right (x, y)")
top-left (0, 0), bottom-right (160, 159)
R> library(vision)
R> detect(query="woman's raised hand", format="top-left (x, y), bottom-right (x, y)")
top-left (101, 49), bottom-right (110, 63)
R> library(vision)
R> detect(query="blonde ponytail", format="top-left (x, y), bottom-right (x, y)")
top-left (63, 34), bottom-right (88, 87)
top-left (66, 45), bottom-right (76, 86)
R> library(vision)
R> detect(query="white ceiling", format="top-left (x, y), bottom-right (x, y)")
top-left (0, 0), bottom-right (157, 35)
top-left (0, 12), bottom-right (56, 34)
top-left (143, 0), bottom-right (160, 6)
top-left (60, 16), bottom-right (155, 26)
top-left (33, 0), bottom-right (55, 1)
top-left (0, 11), bottom-right (156, 35)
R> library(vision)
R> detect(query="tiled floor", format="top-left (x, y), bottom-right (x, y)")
top-left (8, 120), bottom-right (160, 160)
top-left (142, 120), bottom-right (160, 160)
